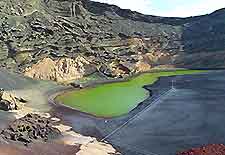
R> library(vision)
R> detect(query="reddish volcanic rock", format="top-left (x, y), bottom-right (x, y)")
top-left (177, 144), bottom-right (225, 155)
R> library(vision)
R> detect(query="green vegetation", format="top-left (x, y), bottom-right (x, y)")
top-left (56, 70), bottom-right (205, 117)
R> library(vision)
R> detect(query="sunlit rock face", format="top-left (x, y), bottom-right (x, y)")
top-left (0, 91), bottom-right (26, 111)
top-left (24, 56), bottom-right (96, 82)
top-left (0, 0), bottom-right (225, 81)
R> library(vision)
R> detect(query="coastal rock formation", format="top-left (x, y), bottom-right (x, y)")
top-left (0, 100), bottom-right (18, 111)
top-left (0, 112), bottom-right (120, 154)
top-left (0, 90), bottom-right (26, 111)
top-left (1, 114), bottom-right (61, 145)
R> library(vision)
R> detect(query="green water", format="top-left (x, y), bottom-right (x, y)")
top-left (56, 70), bottom-right (203, 117)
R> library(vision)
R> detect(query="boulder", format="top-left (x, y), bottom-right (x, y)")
top-left (70, 83), bottom-right (84, 89)
top-left (0, 99), bottom-right (17, 111)
top-left (99, 64), bottom-right (115, 78)
top-left (1, 114), bottom-right (61, 145)
top-left (0, 90), bottom-right (26, 111)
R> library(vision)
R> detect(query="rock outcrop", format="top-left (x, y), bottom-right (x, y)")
top-left (0, 112), bottom-right (120, 154)
top-left (1, 114), bottom-right (61, 145)
top-left (24, 56), bottom-right (96, 82)
top-left (0, 90), bottom-right (26, 111)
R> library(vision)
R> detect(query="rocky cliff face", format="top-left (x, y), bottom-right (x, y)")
top-left (24, 56), bottom-right (95, 82)
top-left (0, 0), bottom-right (224, 81)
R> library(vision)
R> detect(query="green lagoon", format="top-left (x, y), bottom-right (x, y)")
top-left (56, 70), bottom-right (203, 117)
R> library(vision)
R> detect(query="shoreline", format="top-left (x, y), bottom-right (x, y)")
top-left (49, 68), bottom-right (207, 119)
top-left (0, 69), bottom-right (199, 155)
top-left (46, 70), bottom-right (216, 155)
top-left (2, 95), bottom-right (118, 155)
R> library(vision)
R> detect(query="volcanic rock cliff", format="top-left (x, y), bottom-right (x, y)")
top-left (0, 0), bottom-right (225, 81)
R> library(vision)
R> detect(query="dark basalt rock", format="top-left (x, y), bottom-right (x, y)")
top-left (70, 83), bottom-right (84, 89)
top-left (99, 64), bottom-right (115, 78)
top-left (0, 88), bottom-right (4, 100)
top-left (15, 97), bottom-right (28, 103)
top-left (0, 99), bottom-right (18, 111)
top-left (1, 114), bottom-right (61, 145)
